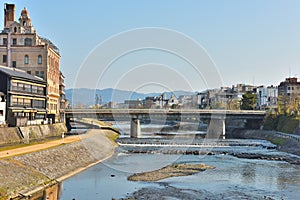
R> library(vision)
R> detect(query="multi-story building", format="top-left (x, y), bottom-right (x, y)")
top-left (277, 77), bottom-right (300, 115)
top-left (0, 65), bottom-right (47, 126)
top-left (278, 77), bottom-right (300, 97)
top-left (124, 99), bottom-right (143, 109)
top-left (0, 4), bottom-right (62, 122)
top-left (256, 85), bottom-right (278, 109)
top-left (59, 71), bottom-right (66, 122)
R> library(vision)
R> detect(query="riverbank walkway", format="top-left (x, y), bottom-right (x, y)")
top-left (0, 135), bottom-right (81, 159)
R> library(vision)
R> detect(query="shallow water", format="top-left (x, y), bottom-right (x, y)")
top-left (60, 123), bottom-right (300, 199)
top-left (60, 152), bottom-right (300, 200)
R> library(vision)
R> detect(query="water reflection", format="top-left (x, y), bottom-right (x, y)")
top-left (241, 163), bottom-right (256, 184)
top-left (60, 154), bottom-right (300, 200)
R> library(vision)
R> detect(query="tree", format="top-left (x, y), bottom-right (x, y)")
top-left (227, 99), bottom-right (240, 110)
top-left (240, 92), bottom-right (257, 110)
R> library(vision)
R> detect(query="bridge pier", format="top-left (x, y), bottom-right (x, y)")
top-left (207, 118), bottom-right (226, 138)
top-left (130, 118), bottom-right (141, 138)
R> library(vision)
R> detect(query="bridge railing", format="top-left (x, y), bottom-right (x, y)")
top-left (65, 108), bottom-right (266, 115)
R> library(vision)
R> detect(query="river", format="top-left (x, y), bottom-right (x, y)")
top-left (60, 123), bottom-right (300, 200)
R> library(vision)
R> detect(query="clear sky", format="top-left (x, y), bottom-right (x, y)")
top-left (2, 0), bottom-right (300, 93)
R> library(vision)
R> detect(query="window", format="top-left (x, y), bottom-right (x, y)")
top-left (35, 71), bottom-right (45, 79)
top-left (11, 82), bottom-right (18, 91)
top-left (24, 55), bottom-right (29, 64)
top-left (12, 97), bottom-right (18, 106)
top-left (12, 61), bottom-right (16, 68)
top-left (3, 38), bottom-right (7, 45)
top-left (32, 85), bottom-right (37, 93)
top-left (24, 38), bottom-right (32, 46)
top-left (37, 86), bottom-right (44, 95)
top-left (14, 27), bottom-right (17, 33)
top-left (2, 55), bottom-right (7, 63)
top-left (38, 55), bottom-right (42, 64)
top-left (24, 84), bottom-right (31, 92)
top-left (17, 83), bottom-right (24, 91)
top-left (32, 100), bottom-right (45, 108)
top-left (27, 71), bottom-right (31, 75)
top-left (0, 110), bottom-right (3, 116)
top-left (24, 98), bottom-right (31, 107)
top-left (40, 71), bottom-right (45, 79)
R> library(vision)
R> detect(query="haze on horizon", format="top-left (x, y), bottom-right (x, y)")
top-left (4, 0), bottom-right (300, 93)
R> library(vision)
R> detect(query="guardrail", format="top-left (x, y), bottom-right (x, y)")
top-left (66, 109), bottom-right (266, 115)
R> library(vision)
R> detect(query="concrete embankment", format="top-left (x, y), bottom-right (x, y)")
top-left (0, 123), bottom-right (67, 146)
top-left (0, 129), bottom-right (118, 200)
top-left (228, 129), bottom-right (300, 156)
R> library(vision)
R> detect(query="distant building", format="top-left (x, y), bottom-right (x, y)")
top-left (166, 94), bottom-right (179, 108)
top-left (232, 83), bottom-right (256, 93)
top-left (277, 77), bottom-right (300, 115)
top-left (0, 65), bottom-right (47, 126)
top-left (278, 77), bottom-right (300, 97)
top-left (178, 95), bottom-right (198, 109)
top-left (0, 4), bottom-right (64, 122)
top-left (256, 85), bottom-right (278, 109)
top-left (124, 99), bottom-right (142, 109)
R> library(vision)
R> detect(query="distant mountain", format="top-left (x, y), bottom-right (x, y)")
top-left (65, 88), bottom-right (195, 106)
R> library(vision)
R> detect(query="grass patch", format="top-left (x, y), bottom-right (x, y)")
top-left (0, 138), bottom-right (60, 152)
top-left (103, 132), bottom-right (119, 141)
top-left (0, 187), bottom-right (7, 200)
top-left (268, 137), bottom-right (286, 146)
top-left (263, 115), bottom-right (299, 134)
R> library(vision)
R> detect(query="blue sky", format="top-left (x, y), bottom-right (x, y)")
top-left (2, 0), bottom-right (300, 92)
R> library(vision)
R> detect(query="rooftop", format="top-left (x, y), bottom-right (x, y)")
top-left (0, 65), bottom-right (45, 83)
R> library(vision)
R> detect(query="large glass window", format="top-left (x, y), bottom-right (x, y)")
top-left (24, 84), bottom-right (31, 92)
top-left (32, 100), bottom-right (45, 108)
top-left (24, 98), bottom-right (31, 107)
top-left (18, 83), bottom-right (24, 91)
top-left (32, 85), bottom-right (37, 93)
top-left (24, 55), bottom-right (29, 64)
top-left (12, 97), bottom-right (18, 106)
top-left (11, 82), bottom-right (18, 91)
top-left (37, 86), bottom-right (44, 95)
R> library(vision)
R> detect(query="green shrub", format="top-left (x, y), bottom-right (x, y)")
top-left (263, 115), bottom-right (299, 134)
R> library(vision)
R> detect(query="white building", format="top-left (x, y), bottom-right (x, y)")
top-left (256, 85), bottom-right (278, 109)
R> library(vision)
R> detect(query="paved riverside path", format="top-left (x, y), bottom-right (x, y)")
top-left (0, 135), bottom-right (82, 159)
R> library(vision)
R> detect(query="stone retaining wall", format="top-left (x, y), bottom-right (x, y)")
top-left (0, 123), bottom-right (67, 146)
top-left (0, 129), bottom-right (118, 200)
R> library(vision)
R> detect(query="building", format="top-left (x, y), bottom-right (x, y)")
top-left (124, 99), bottom-right (142, 109)
top-left (0, 92), bottom-right (5, 125)
top-left (256, 85), bottom-right (278, 110)
top-left (278, 77), bottom-right (300, 97)
top-left (59, 71), bottom-right (66, 122)
top-left (0, 4), bottom-right (63, 122)
top-left (0, 65), bottom-right (47, 126)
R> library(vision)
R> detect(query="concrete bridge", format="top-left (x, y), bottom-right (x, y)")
top-left (65, 109), bottom-right (266, 138)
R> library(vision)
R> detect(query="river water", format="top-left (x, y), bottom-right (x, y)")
top-left (60, 123), bottom-right (300, 200)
